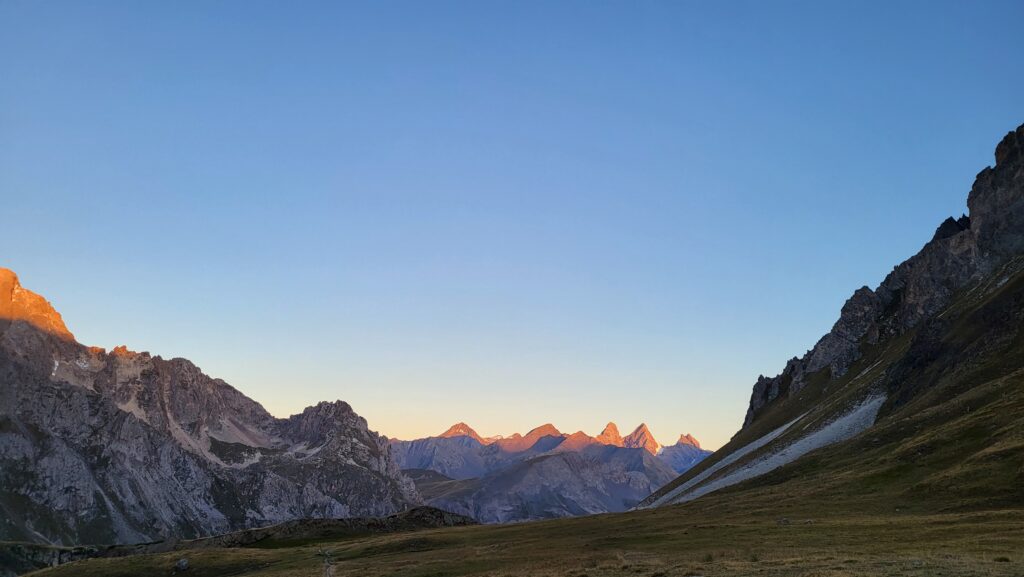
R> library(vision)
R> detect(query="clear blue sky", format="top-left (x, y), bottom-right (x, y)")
top-left (2, 1), bottom-right (1022, 449)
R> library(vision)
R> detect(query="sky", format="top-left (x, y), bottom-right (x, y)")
top-left (2, 1), bottom-right (1023, 450)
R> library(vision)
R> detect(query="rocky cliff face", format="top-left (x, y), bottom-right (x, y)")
top-left (0, 269), bottom-right (419, 546)
top-left (744, 124), bottom-right (1024, 427)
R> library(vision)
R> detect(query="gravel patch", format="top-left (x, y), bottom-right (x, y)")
top-left (667, 394), bottom-right (886, 504)
top-left (645, 416), bottom-right (803, 508)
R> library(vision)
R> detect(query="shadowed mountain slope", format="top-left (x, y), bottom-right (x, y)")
top-left (0, 269), bottom-right (419, 547)
top-left (642, 123), bottom-right (1024, 510)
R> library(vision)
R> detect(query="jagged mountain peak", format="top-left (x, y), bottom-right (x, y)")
top-left (932, 214), bottom-right (971, 242)
top-left (994, 123), bottom-right (1023, 165)
top-left (111, 344), bottom-right (141, 356)
top-left (675, 433), bottom-right (701, 448)
top-left (286, 400), bottom-right (365, 440)
top-left (595, 422), bottom-right (624, 446)
top-left (490, 423), bottom-right (564, 453)
top-left (627, 423), bottom-right (653, 438)
top-left (0, 267), bottom-right (74, 341)
top-left (438, 422), bottom-right (489, 444)
top-left (623, 423), bottom-right (661, 454)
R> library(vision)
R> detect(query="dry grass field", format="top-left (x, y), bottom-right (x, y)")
top-left (25, 492), bottom-right (1024, 577)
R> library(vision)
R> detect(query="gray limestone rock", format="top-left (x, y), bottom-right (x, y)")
top-left (0, 268), bottom-right (420, 546)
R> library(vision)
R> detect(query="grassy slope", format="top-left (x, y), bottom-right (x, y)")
top-left (23, 503), bottom-right (1023, 576)
top-left (25, 266), bottom-right (1024, 577)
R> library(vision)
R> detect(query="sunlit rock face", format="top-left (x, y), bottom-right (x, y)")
top-left (438, 422), bottom-right (493, 445)
top-left (744, 124), bottom-right (1024, 428)
top-left (595, 422), bottom-right (624, 446)
top-left (623, 423), bottom-right (661, 454)
top-left (0, 269), bottom-right (419, 546)
top-left (390, 421), bottom-right (711, 522)
top-left (0, 269), bottom-right (73, 342)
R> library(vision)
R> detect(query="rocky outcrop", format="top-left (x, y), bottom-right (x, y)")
top-left (0, 269), bottom-right (419, 546)
top-left (676, 433), bottom-right (700, 448)
top-left (744, 123), bottom-right (1024, 427)
top-left (0, 270), bottom-right (73, 342)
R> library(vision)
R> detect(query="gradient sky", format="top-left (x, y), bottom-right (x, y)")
top-left (2, 1), bottom-right (1023, 450)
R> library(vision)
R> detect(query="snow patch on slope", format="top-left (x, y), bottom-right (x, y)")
top-left (664, 394), bottom-right (886, 506)
top-left (646, 416), bottom-right (802, 508)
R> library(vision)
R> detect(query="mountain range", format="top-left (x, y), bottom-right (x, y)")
top-left (389, 422), bottom-right (709, 522)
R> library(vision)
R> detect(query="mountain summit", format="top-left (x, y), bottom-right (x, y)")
top-left (595, 422), bottom-right (624, 446)
top-left (675, 433), bottom-right (700, 448)
top-left (0, 268), bottom-right (73, 341)
top-left (438, 422), bottom-right (490, 444)
top-left (623, 423), bottom-right (661, 454)
top-left (494, 423), bottom-right (562, 452)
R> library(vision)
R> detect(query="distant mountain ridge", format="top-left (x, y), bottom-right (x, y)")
top-left (395, 421), bottom-right (695, 457)
top-left (389, 420), bottom-right (710, 522)
top-left (0, 268), bottom-right (419, 546)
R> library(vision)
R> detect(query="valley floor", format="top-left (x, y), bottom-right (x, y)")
top-left (26, 496), bottom-right (1024, 577)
